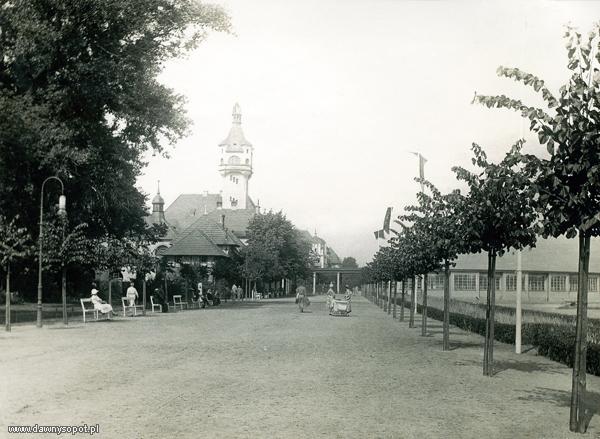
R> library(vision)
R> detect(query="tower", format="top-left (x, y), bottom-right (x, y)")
top-left (151, 180), bottom-right (165, 224)
top-left (218, 103), bottom-right (253, 209)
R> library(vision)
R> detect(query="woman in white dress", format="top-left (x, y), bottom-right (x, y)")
top-left (91, 285), bottom-right (114, 318)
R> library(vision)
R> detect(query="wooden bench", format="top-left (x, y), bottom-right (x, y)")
top-left (80, 298), bottom-right (100, 323)
top-left (121, 297), bottom-right (144, 317)
top-left (189, 297), bottom-right (201, 309)
top-left (173, 295), bottom-right (188, 311)
top-left (150, 295), bottom-right (162, 313)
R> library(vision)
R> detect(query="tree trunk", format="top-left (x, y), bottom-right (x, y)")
top-left (483, 249), bottom-right (497, 376)
top-left (108, 279), bottom-right (112, 308)
top-left (443, 260), bottom-right (450, 351)
top-left (5, 263), bottom-right (11, 332)
top-left (570, 232), bottom-right (591, 433)
top-left (409, 277), bottom-right (416, 328)
top-left (383, 281), bottom-right (387, 311)
top-left (421, 273), bottom-right (428, 336)
top-left (400, 280), bottom-right (405, 322)
top-left (392, 280), bottom-right (397, 318)
top-left (165, 277), bottom-right (169, 305)
top-left (62, 265), bottom-right (68, 325)
top-left (142, 280), bottom-right (147, 316)
top-left (387, 281), bottom-right (391, 315)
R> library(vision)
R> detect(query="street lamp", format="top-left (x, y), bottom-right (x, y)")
top-left (37, 176), bottom-right (66, 328)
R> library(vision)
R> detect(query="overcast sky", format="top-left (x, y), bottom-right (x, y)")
top-left (137, 0), bottom-right (600, 265)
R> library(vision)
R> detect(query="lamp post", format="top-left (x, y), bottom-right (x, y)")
top-left (37, 176), bottom-right (66, 328)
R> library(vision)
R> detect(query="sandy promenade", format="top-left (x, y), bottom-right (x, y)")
top-left (1, 295), bottom-right (600, 438)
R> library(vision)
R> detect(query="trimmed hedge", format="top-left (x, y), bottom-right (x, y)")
top-left (389, 297), bottom-right (600, 377)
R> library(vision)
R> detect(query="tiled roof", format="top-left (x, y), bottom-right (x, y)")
top-left (161, 229), bottom-right (226, 257)
top-left (181, 215), bottom-right (241, 247)
top-left (203, 208), bottom-right (256, 239)
top-left (453, 236), bottom-right (600, 274)
top-left (297, 229), bottom-right (326, 245)
top-left (164, 193), bottom-right (222, 231)
top-left (164, 193), bottom-right (256, 238)
top-left (327, 247), bottom-right (341, 265)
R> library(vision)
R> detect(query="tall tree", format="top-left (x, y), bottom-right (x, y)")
top-left (473, 24), bottom-right (600, 432)
top-left (243, 211), bottom-right (315, 286)
top-left (452, 142), bottom-right (537, 377)
top-left (341, 257), bottom-right (358, 268)
top-left (0, 1), bottom-right (231, 240)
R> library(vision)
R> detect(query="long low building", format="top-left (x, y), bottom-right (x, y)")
top-left (406, 236), bottom-right (600, 296)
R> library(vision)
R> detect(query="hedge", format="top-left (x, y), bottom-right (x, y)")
top-left (376, 294), bottom-right (600, 376)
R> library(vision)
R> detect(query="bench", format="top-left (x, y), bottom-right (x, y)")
top-left (121, 297), bottom-right (144, 317)
top-left (190, 297), bottom-right (201, 309)
top-left (173, 295), bottom-right (188, 311)
top-left (80, 298), bottom-right (100, 323)
top-left (81, 298), bottom-right (113, 322)
top-left (150, 295), bottom-right (162, 313)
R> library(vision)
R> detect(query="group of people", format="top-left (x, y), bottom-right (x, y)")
top-left (89, 280), bottom-right (224, 318)
top-left (90, 281), bottom-right (140, 318)
top-left (326, 283), bottom-right (353, 314)
top-left (295, 282), bottom-right (354, 314)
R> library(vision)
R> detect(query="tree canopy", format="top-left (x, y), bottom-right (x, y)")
top-left (0, 1), bottom-right (231, 240)
top-left (242, 211), bottom-right (315, 283)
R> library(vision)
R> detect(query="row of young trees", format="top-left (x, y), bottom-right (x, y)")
top-left (366, 23), bottom-right (600, 433)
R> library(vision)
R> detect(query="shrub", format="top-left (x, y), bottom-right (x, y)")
top-left (399, 298), bottom-right (600, 376)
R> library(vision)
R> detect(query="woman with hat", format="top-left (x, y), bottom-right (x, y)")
top-left (90, 283), bottom-right (114, 318)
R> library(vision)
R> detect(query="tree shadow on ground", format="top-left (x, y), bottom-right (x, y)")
top-left (458, 359), bottom-right (565, 375)
top-left (517, 387), bottom-right (600, 431)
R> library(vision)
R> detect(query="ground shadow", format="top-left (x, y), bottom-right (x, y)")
top-left (448, 341), bottom-right (482, 350)
top-left (518, 387), bottom-right (600, 431)
top-left (458, 358), bottom-right (565, 375)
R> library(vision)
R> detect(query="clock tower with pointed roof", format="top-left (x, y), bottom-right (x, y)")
top-left (218, 103), bottom-right (253, 209)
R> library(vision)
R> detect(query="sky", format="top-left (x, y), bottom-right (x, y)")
top-left (137, 0), bottom-right (600, 266)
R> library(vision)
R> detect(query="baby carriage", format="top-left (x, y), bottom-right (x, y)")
top-left (329, 295), bottom-right (351, 317)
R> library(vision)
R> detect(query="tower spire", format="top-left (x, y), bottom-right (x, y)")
top-left (232, 103), bottom-right (242, 125)
top-left (157, 179), bottom-right (161, 195)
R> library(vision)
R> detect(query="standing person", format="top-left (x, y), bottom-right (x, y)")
top-left (155, 287), bottom-right (168, 313)
top-left (296, 283), bottom-right (310, 313)
top-left (126, 282), bottom-right (139, 307)
top-left (326, 282), bottom-right (336, 312)
top-left (344, 285), bottom-right (353, 313)
top-left (231, 284), bottom-right (238, 301)
top-left (91, 283), bottom-right (113, 318)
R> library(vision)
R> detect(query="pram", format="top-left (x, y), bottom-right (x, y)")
top-left (329, 297), bottom-right (351, 317)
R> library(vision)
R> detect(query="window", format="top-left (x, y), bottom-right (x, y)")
top-left (590, 276), bottom-right (598, 292)
top-left (228, 155), bottom-right (241, 165)
top-left (427, 274), bottom-right (444, 290)
top-left (479, 274), bottom-right (501, 291)
top-left (220, 158), bottom-right (224, 165)
top-left (551, 275), bottom-right (566, 292)
top-left (568, 275), bottom-right (598, 292)
top-left (505, 274), bottom-right (516, 291)
top-left (454, 274), bottom-right (476, 291)
top-left (528, 274), bottom-right (546, 291)
top-left (570, 275), bottom-right (578, 292)
top-left (245, 158), bottom-right (249, 164)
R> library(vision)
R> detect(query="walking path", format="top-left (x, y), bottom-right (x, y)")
top-left (1, 295), bottom-right (599, 438)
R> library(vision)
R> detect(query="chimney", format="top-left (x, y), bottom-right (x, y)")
top-left (256, 199), bottom-right (261, 214)
top-left (221, 214), bottom-right (226, 230)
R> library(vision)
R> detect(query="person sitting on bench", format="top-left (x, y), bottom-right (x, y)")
top-left (91, 284), bottom-right (113, 318)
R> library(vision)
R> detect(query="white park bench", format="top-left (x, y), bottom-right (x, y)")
top-left (150, 296), bottom-right (162, 313)
top-left (190, 296), bottom-right (201, 309)
top-left (80, 298), bottom-right (112, 323)
top-left (172, 295), bottom-right (188, 311)
top-left (121, 297), bottom-right (144, 317)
